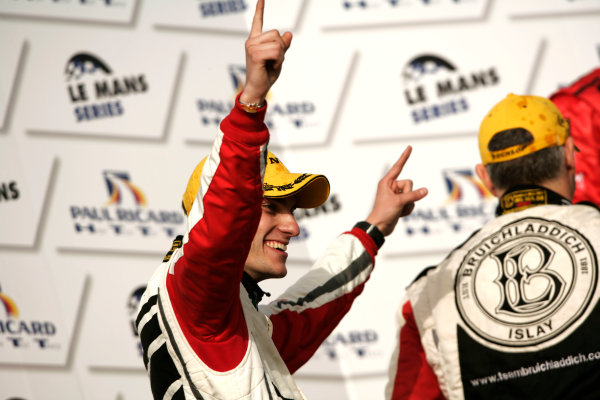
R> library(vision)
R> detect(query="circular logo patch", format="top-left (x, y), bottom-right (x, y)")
top-left (455, 217), bottom-right (597, 348)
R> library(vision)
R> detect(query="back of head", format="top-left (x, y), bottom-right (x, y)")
top-left (478, 94), bottom-right (570, 191)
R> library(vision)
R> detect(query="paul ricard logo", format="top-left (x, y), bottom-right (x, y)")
top-left (291, 193), bottom-right (343, 243)
top-left (342, 0), bottom-right (474, 11)
top-left (197, 0), bottom-right (248, 18)
top-left (127, 285), bottom-right (145, 357)
top-left (196, 64), bottom-right (316, 131)
top-left (0, 284), bottom-right (59, 350)
top-left (6, 0), bottom-right (131, 7)
top-left (401, 168), bottom-right (495, 238)
top-left (11, 0), bottom-right (129, 7)
top-left (455, 217), bottom-right (598, 350)
top-left (65, 52), bottom-right (148, 123)
top-left (317, 329), bottom-right (381, 362)
top-left (69, 171), bottom-right (185, 239)
top-left (402, 53), bottom-right (499, 124)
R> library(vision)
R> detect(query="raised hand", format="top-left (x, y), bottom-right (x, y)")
top-left (240, 0), bottom-right (293, 105)
top-left (366, 146), bottom-right (428, 237)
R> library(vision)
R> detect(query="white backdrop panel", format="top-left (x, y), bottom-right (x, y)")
top-left (0, 136), bottom-right (54, 247)
top-left (318, 0), bottom-right (489, 29)
top-left (78, 254), bottom-right (162, 369)
top-left (0, 368), bottom-right (84, 400)
top-left (507, 0), bottom-right (600, 18)
top-left (50, 146), bottom-right (187, 253)
top-left (0, 0), bottom-right (138, 24)
top-left (0, 252), bottom-right (86, 366)
top-left (343, 29), bottom-right (539, 143)
top-left (150, 0), bottom-right (303, 34)
top-left (22, 31), bottom-right (180, 140)
top-left (174, 40), bottom-right (353, 147)
top-left (0, 30), bottom-right (23, 130)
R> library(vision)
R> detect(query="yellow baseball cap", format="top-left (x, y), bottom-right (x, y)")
top-left (478, 94), bottom-right (570, 165)
top-left (182, 151), bottom-right (330, 215)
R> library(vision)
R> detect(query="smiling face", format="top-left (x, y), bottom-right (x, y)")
top-left (244, 197), bottom-right (300, 282)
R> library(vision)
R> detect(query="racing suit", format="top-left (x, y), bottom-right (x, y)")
top-left (550, 67), bottom-right (600, 206)
top-left (385, 184), bottom-right (600, 400)
top-left (136, 100), bottom-right (381, 400)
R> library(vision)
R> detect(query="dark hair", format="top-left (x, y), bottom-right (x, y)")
top-left (485, 128), bottom-right (565, 190)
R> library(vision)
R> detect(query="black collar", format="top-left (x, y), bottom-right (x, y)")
top-left (496, 184), bottom-right (571, 216)
top-left (241, 271), bottom-right (270, 310)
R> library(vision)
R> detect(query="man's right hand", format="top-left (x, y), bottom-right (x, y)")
top-left (240, 0), bottom-right (293, 106)
top-left (366, 146), bottom-right (428, 237)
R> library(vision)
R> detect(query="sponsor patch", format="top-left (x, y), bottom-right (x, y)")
top-left (456, 217), bottom-right (597, 349)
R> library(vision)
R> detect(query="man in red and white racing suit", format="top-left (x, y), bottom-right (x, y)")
top-left (385, 94), bottom-right (600, 400)
top-left (135, 1), bottom-right (428, 399)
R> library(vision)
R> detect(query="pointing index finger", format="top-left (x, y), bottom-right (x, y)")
top-left (250, 0), bottom-right (265, 37)
top-left (385, 146), bottom-right (412, 181)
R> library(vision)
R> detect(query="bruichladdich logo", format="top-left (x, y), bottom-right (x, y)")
top-left (402, 54), bottom-right (500, 124)
top-left (402, 168), bottom-right (495, 237)
top-left (65, 52), bottom-right (148, 123)
top-left (197, 0), bottom-right (247, 18)
top-left (69, 171), bottom-right (184, 239)
top-left (0, 284), bottom-right (59, 349)
top-left (456, 217), bottom-right (597, 349)
top-left (196, 64), bottom-right (315, 131)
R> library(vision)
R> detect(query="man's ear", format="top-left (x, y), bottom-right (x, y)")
top-left (564, 136), bottom-right (576, 174)
top-left (475, 163), bottom-right (500, 198)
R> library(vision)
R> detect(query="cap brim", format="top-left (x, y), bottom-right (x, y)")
top-left (264, 174), bottom-right (330, 209)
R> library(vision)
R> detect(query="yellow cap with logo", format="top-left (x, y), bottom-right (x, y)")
top-left (478, 94), bottom-right (570, 165)
top-left (182, 151), bottom-right (330, 215)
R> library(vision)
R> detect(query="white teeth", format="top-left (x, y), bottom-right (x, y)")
top-left (266, 241), bottom-right (287, 251)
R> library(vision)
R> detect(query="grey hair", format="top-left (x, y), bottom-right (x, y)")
top-left (486, 145), bottom-right (565, 191)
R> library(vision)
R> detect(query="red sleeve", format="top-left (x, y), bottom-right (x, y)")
top-left (166, 99), bottom-right (269, 372)
top-left (550, 68), bottom-right (600, 206)
top-left (270, 228), bottom-right (378, 374)
top-left (389, 301), bottom-right (445, 400)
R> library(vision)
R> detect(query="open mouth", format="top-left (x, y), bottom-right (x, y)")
top-left (265, 241), bottom-right (287, 252)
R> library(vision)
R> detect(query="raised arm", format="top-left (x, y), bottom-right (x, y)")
top-left (240, 0), bottom-right (292, 106)
top-left (167, 0), bottom-right (293, 341)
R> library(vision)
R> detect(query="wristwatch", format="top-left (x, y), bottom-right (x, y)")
top-left (354, 221), bottom-right (385, 249)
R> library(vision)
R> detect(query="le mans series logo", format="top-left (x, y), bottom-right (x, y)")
top-left (196, 64), bottom-right (316, 131)
top-left (65, 52), bottom-right (148, 123)
top-left (69, 171), bottom-right (184, 239)
top-left (456, 217), bottom-right (598, 350)
top-left (402, 168), bottom-right (495, 237)
top-left (0, 181), bottom-right (20, 202)
top-left (197, 0), bottom-right (247, 17)
top-left (0, 284), bottom-right (59, 350)
top-left (402, 54), bottom-right (499, 124)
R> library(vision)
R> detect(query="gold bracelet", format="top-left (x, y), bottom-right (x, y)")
top-left (239, 98), bottom-right (264, 114)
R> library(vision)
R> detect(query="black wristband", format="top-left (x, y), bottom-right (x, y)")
top-left (354, 221), bottom-right (385, 249)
